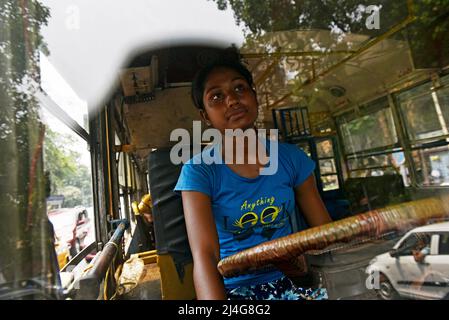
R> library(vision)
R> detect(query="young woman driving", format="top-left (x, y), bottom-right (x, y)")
top-left (174, 55), bottom-right (332, 300)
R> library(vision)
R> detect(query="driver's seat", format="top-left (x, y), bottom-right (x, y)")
top-left (148, 147), bottom-right (195, 299)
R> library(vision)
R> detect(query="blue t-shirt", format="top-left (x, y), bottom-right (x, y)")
top-left (174, 140), bottom-right (315, 289)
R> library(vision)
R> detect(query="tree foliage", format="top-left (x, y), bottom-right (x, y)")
top-left (44, 128), bottom-right (92, 207)
top-left (210, 0), bottom-right (408, 36)
top-left (211, 0), bottom-right (449, 67)
top-left (406, 0), bottom-right (449, 68)
top-left (0, 0), bottom-right (53, 284)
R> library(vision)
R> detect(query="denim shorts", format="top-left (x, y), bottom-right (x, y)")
top-left (226, 276), bottom-right (328, 300)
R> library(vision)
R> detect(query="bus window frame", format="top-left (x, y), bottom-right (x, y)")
top-left (335, 95), bottom-right (406, 180)
top-left (334, 71), bottom-right (449, 188)
top-left (395, 80), bottom-right (449, 143)
top-left (392, 72), bottom-right (449, 188)
top-left (338, 99), bottom-right (399, 151)
top-left (38, 90), bottom-right (99, 267)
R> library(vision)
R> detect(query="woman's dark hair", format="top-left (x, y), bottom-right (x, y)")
top-left (191, 55), bottom-right (255, 110)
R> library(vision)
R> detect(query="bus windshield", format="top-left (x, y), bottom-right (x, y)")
top-left (1, 0), bottom-right (449, 301)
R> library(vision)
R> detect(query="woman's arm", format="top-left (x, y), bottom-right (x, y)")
top-left (294, 175), bottom-right (332, 227)
top-left (181, 191), bottom-right (227, 300)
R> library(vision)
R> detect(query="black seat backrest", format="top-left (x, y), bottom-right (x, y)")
top-left (344, 175), bottom-right (410, 214)
top-left (148, 147), bottom-right (192, 281)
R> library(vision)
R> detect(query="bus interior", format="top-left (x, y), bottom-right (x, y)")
top-left (1, 0), bottom-right (449, 300)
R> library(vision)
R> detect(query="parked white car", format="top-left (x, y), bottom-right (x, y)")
top-left (366, 221), bottom-right (449, 300)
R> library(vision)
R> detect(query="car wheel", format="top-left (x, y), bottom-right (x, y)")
top-left (376, 273), bottom-right (400, 300)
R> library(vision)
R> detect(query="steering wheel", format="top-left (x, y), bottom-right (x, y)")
top-left (217, 197), bottom-right (447, 278)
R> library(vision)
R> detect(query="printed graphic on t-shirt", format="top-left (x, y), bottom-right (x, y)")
top-left (221, 196), bottom-right (291, 241)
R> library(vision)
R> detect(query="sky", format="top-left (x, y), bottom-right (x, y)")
top-left (39, 0), bottom-right (245, 108)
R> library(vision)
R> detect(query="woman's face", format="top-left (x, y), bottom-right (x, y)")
top-left (201, 67), bottom-right (258, 133)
